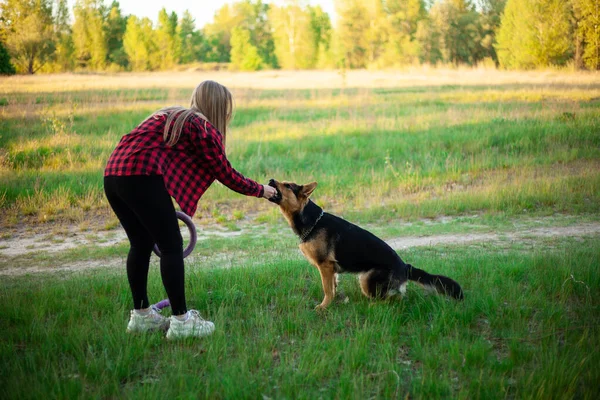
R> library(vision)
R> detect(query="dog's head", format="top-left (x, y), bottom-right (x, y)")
top-left (268, 179), bottom-right (317, 216)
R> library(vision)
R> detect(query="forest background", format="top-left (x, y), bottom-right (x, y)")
top-left (1, 0), bottom-right (599, 75)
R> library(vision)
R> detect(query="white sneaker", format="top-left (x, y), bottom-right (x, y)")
top-left (126, 306), bottom-right (170, 333)
top-left (166, 310), bottom-right (215, 339)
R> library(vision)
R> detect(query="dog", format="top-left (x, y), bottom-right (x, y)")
top-left (268, 179), bottom-right (464, 309)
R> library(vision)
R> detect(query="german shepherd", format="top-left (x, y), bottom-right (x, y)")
top-left (268, 179), bottom-right (464, 309)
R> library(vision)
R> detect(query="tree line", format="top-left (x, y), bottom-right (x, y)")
top-left (0, 0), bottom-right (598, 75)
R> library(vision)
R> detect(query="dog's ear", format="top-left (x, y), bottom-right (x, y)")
top-left (301, 182), bottom-right (317, 198)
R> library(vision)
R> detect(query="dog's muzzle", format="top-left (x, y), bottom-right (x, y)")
top-left (268, 179), bottom-right (282, 204)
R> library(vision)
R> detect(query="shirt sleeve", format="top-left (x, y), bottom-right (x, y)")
top-left (194, 119), bottom-right (264, 198)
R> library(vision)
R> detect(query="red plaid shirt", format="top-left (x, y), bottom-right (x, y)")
top-left (104, 112), bottom-right (264, 216)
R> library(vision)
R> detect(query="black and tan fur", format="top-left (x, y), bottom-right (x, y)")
top-left (268, 179), bottom-right (464, 309)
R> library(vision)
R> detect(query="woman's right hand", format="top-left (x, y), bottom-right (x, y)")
top-left (262, 185), bottom-right (277, 199)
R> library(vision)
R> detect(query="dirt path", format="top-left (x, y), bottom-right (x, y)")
top-left (386, 223), bottom-right (600, 249)
top-left (1, 222), bottom-right (598, 277)
top-left (0, 226), bottom-right (245, 257)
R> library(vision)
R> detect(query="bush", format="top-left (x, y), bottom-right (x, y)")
top-left (0, 41), bottom-right (16, 75)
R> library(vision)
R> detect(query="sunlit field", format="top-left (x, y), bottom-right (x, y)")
top-left (1, 69), bottom-right (599, 399)
top-left (1, 69), bottom-right (599, 226)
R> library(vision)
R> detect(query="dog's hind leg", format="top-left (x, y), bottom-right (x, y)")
top-left (359, 271), bottom-right (374, 298)
top-left (359, 269), bottom-right (394, 299)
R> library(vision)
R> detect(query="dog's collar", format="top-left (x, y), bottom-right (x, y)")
top-left (299, 209), bottom-right (324, 242)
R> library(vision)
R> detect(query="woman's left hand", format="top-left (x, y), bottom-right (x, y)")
top-left (262, 185), bottom-right (277, 199)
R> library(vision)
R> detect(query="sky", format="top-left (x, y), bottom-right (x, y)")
top-left (68, 1), bottom-right (337, 29)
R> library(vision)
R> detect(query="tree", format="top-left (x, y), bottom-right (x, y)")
top-left (72, 0), bottom-right (108, 70)
top-left (571, 0), bottom-right (600, 70)
top-left (245, 0), bottom-right (277, 68)
top-left (415, 16), bottom-right (443, 65)
top-left (205, 0), bottom-right (276, 67)
top-left (496, 0), bottom-right (573, 69)
top-left (308, 5), bottom-right (333, 68)
top-left (123, 15), bottom-right (158, 71)
top-left (430, 0), bottom-right (485, 65)
top-left (230, 26), bottom-right (263, 70)
top-left (0, 0), bottom-right (55, 74)
top-left (51, 0), bottom-right (75, 72)
top-left (363, 0), bottom-right (387, 66)
top-left (378, 0), bottom-right (427, 66)
top-left (335, 0), bottom-right (370, 68)
top-left (269, 1), bottom-right (316, 69)
top-left (178, 10), bottom-right (205, 64)
top-left (333, 0), bottom-right (426, 68)
top-left (104, 1), bottom-right (128, 68)
top-left (203, 4), bottom-right (235, 62)
top-left (155, 8), bottom-right (181, 70)
top-left (476, 0), bottom-right (507, 64)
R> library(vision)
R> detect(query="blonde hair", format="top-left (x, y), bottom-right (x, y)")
top-left (153, 80), bottom-right (234, 147)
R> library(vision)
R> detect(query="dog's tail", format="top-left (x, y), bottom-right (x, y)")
top-left (407, 264), bottom-right (464, 300)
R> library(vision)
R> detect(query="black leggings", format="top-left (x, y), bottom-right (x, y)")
top-left (104, 175), bottom-right (187, 315)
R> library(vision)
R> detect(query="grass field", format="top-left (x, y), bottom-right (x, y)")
top-left (1, 69), bottom-right (599, 224)
top-left (2, 238), bottom-right (599, 399)
top-left (0, 69), bottom-right (599, 399)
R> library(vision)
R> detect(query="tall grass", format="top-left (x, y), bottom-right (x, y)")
top-left (1, 71), bottom-right (599, 226)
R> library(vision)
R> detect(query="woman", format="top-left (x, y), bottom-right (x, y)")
top-left (104, 80), bottom-right (277, 339)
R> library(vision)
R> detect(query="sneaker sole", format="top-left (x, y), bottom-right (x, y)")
top-left (166, 327), bottom-right (215, 340)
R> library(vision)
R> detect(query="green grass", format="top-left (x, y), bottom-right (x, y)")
top-left (1, 237), bottom-right (598, 399)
